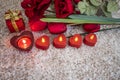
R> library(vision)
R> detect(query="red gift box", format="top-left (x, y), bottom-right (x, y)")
top-left (5, 10), bottom-right (25, 33)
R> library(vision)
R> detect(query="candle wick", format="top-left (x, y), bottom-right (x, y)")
top-left (67, 26), bottom-right (120, 38)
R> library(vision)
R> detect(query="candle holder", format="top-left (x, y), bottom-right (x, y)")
top-left (53, 34), bottom-right (67, 48)
top-left (35, 35), bottom-right (50, 50)
top-left (83, 33), bottom-right (97, 46)
top-left (10, 31), bottom-right (34, 51)
top-left (69, 34), bottom-right (82, 48)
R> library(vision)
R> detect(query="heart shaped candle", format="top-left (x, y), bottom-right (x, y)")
top-left (10, 31), bottom-right (34, 51)
top-left (53, 34), bottom-right (66, 48)
top-left (83, 33), bottom-right (97, 46)
top-left (35, 35), bottom-right (50, 50)
top-left (69, 34), bottom-right (82, 48)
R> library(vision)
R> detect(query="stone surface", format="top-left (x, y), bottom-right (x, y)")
top-left (0, 0), bottom-right (120, 80)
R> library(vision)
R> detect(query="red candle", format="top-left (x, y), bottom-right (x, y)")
top-left (18, 37), bottom-right (32, 49)
top-left (69, 34), bottom-right (82, 48)
top-left (35, 35), bottom-right (50, 50)
top-left (10, 31), bottom-right (34, 51)
top-left (83, 33), bottom-right (97, 46)
top-left (53, 34), bottom-right (66, 48)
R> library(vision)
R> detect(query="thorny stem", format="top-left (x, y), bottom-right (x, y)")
top-left (67, 26), bottom-right (120, 38)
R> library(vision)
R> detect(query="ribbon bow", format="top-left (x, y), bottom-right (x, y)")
top-left (5, 10), bottom-right (22, 20)
top-left (5, 10), bottom-right (22, 32)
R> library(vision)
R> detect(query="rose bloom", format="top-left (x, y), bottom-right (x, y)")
top-left (54, 0), bottom-right (74, 18)
top-left (21, 0), bottom-right (51, 31)
top-left (73, 0), bottom-right (81, 4)
top-left (47, 0), bottom-right (74, 34)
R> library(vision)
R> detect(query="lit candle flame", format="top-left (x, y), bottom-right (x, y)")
top-left (22, 39), bottom-right (28, 49)
top-left (74, 37), bottom-right (78, 42)
top-left (18, 38), bottom-right (31, 49)
top-left (90, 35), bottom-right (94, 40)
top-left (59, 36), bottom-right (63, 42)
top-left (42, 38), bottom-right (45, 43)
top-left (22, 39), bottom-right (26, 44)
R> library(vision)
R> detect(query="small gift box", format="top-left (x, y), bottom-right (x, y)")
top-left (4, 10), bottom-right (25, 33)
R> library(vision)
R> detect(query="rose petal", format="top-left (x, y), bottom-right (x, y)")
top-left (21, 0), bottom-right (35, 9)
top-left (73, 0), bottom-right (81, 4)
top-left (29, 17), bottom-right (47, 31)
top-left (25, 8), bottom-right (34, 18)
top-left (76, 11), bottom-right (81, 14)
top-left (21, 0), bottom-right (51, 18)
top-left (48, 23), bottom-right (67, 34)
top-left (83, 24), bottom-right (100, 33)
top-left (34, 0), bottom-right (51, 16)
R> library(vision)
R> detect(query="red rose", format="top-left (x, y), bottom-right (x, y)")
top-left (83, 24), bottom-right (100, 33)
top-left (21, 0), bottom-right (51, 31)
top-left (21, 0), bottom-right (35, 18)
top-left (52, 0), bottom-right (73, 33)
top-left (73, 0), bottom-right (81, 4)
top-left (54, 0), bottom-right (74, 18)
top-left (21, 0), bottom-right (51, 18)
top-left (24, 8), bottom-right (34, 18)
top-left (21, 0), bottom-right (35, 9)
top-left (34, 0), bottom-right (51, 17)
top-left (48, 23), bottom-right (67, 34)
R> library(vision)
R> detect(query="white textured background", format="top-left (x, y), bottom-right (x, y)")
top-left (0, 0), bottom-right (120, 80)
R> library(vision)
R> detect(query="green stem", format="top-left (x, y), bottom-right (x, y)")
top-left (67, 26), bottom-right (120, 38)
top-left (40, 18), bottom-right (120, 24)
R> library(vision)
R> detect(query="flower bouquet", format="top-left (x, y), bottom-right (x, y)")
top-left (21, 0), bottom-right (120, 34)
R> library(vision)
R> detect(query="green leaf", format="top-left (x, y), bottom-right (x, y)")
top-left (107, 0), bottom-right (119, 13)
top-left (78, 1), bottom-right (87, 14)
top-left (86, 5), bottom-right (98, 15)
top-left (101, 3), bottom-right (112, 17)
top-left (102, 9), bottom-right (111, 17)
top-left (78, 1), bottom-right (98, 16)
top-left (40, 17), bottom-right (120, 25)
top-left (69, 14), bottom-right (120, 22)
top-left (90, 0), bottom-right (102, 6)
